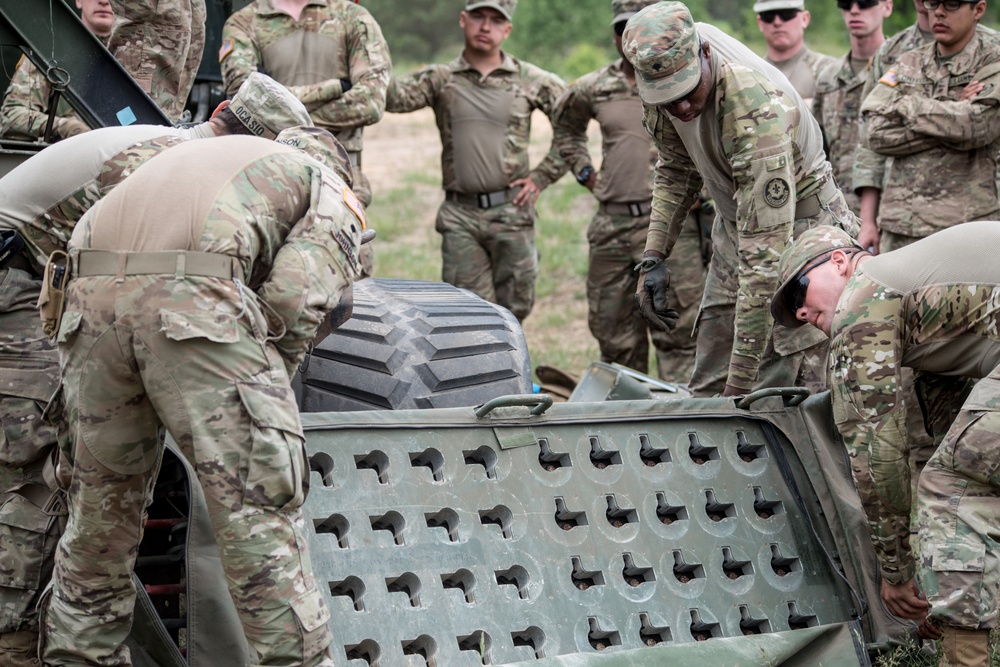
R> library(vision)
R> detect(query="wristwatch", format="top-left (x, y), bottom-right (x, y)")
top-left (576, 165), bottom-right (595, 186)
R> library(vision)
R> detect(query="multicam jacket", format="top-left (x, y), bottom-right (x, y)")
top-left (0, 57), bottom-right (89, 141)
top-left (552, 58), bottom-right (655, 205)
top-left (859, 32), bottom-right (1000, 238)
top-left (640, 23), bottom-right (846, 392)
top-left (386, 51), bottom-right (568, 193)
top-left (813, 54), bottom-right (868, 213)
top-left (221, 0), bottom-right (391, 154)
top-left (829, 221), bottom-right (1000, 583)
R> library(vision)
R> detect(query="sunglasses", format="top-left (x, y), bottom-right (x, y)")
top-left (759, 8), bottom-right (801, 22)
top-left (922, 0), bottom-right (973, 9)
top-left (836, 0), bottom-right (882, 9)
top-left (783, 254), bottom-right (833, 315)
top-left (614, 21), bottom-right (627, 36)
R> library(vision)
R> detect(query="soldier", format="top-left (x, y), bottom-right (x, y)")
top-left (755, 0), bottom-right (836, 106)
top-left (0, 73), bottom-right (310, 667)
top-left (220, 0), bottom-right (392, 277)
top-left (812, 0), bottom-right (892, 221)
top-left (385, 0), bottom-right (568, 322)
top-left (0, 0), bottom-right (115, 141)
top-left (552, 0), bottom-right (706, 382)
top-left (771, 222), bottom-right (1000, 667)
top-left (623, 1), bottom-right (858, 397)
top-left (107, 0), bottom-right (207, 122)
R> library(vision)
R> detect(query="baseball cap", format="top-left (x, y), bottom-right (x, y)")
top-left (770, 226), bottom-right (862, 328)
top-left (611, 0), bottom-right (659, 25)
top-left (622, 2), bottom-right (702, 106)
top-left (275, 125), bottom-right (354, 187)
top-left (753, 0), bottom-right (805, 12)
top-left (465, 0), bottom-right (516, 20)
top-left (229, 73), bottom-right (312, 140)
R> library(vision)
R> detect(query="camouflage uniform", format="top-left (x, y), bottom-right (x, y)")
top-left (622, 4), bottom-right (859, 395)
top-left (220, 0), bottom-right (391, 277)
top-left (807, 222), bottom-right (1000, 637)
top-left (107, 0), bottom-right (207, 122)
top-left (386, 51), bottom-right (567, 321)
top-left (0, 58), bottom-right (91, 142)
top-left (43, 136), bottom-right (362, 666)
top-left (766, 46), bottom-right (836, 107)
top-left (552, 56), bottom-right (704, 381)
top-left (813, 54), bottom-right (869, 214)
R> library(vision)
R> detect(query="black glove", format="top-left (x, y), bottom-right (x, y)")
top-left (341, 79), bottom-right (353, 93)
top-left (634, 257), bottom-right (679, 333)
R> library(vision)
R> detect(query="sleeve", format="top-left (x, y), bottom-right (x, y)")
top-left (0, 59), bottom-right (50, 141)
top-left (385, 65), bottom-right (441, 114)
top-left (723, 81), bottom-right (799, 392)
top-left (220, 11), bottom-right (262, 97)
top-left (853, 46), bottom-right (892, 192)
top-left (643, 105), bottom-right (701, 258)
top-left (306, 12), bottom-right (392, 131)
top-left (550, 80), bottom-right (595, 177)
top-left (259, 168), bottom-right (364, 377)
top-left (527, 70), bottom-right (570, 189)
top-left (829, 304), bottom-right (915, 584)
top-left (861, 70), bottom-right (947, 157)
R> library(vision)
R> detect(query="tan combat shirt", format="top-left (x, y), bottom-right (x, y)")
top-left (766, 46), bottom-right (836, 106)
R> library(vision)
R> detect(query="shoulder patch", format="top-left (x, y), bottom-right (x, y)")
top-left (343, 186), bottom-right (367, 229)
top-left (218, 38), bottom-right (234, 63)
top-left (878, 69), bottom-right (898, 87)
top-left (764, 178), bottom-right (790, 208)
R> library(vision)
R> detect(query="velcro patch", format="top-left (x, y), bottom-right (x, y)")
top-left (218, 38), bottom-right (234, 63)
top-left (879, 70), bottom-right (898, 87)
top-left (764, 178), bottom-right (790, 208)
top-left (343, 186), bottom-right (367, 229)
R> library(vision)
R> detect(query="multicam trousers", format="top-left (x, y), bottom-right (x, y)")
top-left (43, 274), bottom-right (334, 667)
top-left (587, 207), bottom-right (704, 383)
top-left (436, 198), bottom-right (537, 321)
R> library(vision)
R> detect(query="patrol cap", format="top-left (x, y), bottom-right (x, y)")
top-left (229, 73), bottom-right (312, 140)
top-left (611, 0), bottom-right (659, 25)
top-left (770, 226), bottom-right (862, 328)
top-left (275, 125), bottom-right (354, 187)
top-left (753, 0), bottom-right (804, 12)
top-left (465, 0), bottom-right (516, 20)
top-left (622, 2), bottom-right (702, 106)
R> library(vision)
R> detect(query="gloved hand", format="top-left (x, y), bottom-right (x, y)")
top-left (634, 257), bottom-right (679, 333)
top-left (360, 229), bottom-right (376, 245)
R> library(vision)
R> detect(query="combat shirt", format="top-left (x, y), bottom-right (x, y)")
top-left (221, 0), bottom-right (391, 154)
top-left (0, 57), bottom-right (90, 141)
top-left (386, 51), bottom-right (568, 193)
top-left (861, 33), bottom-right (1000, 238)
top-left (813, 53), bottom-right (868, 213)
top-left (765, 46), bottom-right (836, 105)
top-left (642, 23), bottom-right (843, 392)
top-left (71, 136), bottom-right (364, 374)
top-left (830, 220), bottom-right (1000, 583)
top-left (552, 58), bottom-right (654, 204)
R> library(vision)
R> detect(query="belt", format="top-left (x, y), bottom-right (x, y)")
top-left (347, 151), bottom-right (361, 169)
top-left (73, 250), bottom-right (245, 282)
top-left (794, 178), bottom-right (840, 220)
top-left (445, 187), bottom-right (520, 209)
top-left (600, 200), bottom-right (652, 217)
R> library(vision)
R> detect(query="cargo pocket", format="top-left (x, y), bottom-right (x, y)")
top-left (160, 309), bottom-right (240, 344)
top-left (237, 382), bottom-right (306, 511)
top-left (290, 588), bottom-right (333, 658)
top-left (749, 152), bottom-right (795, 232)
top-left (923, 540), bottom-right (986, 627)
top-left (0, 485), bottom-right (64, 632)
top-left (54, 311), bottom-right (81, 347)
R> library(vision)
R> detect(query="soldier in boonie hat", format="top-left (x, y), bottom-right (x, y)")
top-left (770, 225), bottom-right (862, 328)
top-left (228, 72), bottom-right (312, 140)
top-left (465, 0), bottom-right (516, 21)
top-left (611, 0), bottom-right (659, 25)
top-left (621, 1), bottom-right (703, 106)
top-left (275, 125), bottom-right (354, 186)
top-left (752, 0), bottom-right (804, 12)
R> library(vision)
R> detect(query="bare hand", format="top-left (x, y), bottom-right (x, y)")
top-left (582, 171), bottom-right (597, 192)
top-left (960, 80), bottom-right (985, 102)
top-left (722, 384), bottom-right (744, 398)
top-left (881, 578), bottom-right (930, 621)
top-left (917, 616), bottom-right (942, 640)
top-left (511, 177), bottom-right (541, 207)
top-left (857, 217), bottom-right (880, 255)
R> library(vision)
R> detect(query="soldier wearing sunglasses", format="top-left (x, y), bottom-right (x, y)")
top-left (755, 0), bottom-right (835, 106)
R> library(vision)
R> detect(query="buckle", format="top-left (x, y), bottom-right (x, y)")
top-left (629, 202), bottom-right (643, 217)
top-left (477, 193), bottom-right (491, 209)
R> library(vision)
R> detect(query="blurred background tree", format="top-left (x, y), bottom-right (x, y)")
top-left (364, 0), bottom-right (999, 78)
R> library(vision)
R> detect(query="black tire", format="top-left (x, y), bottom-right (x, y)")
top-left (295, 278), bottom-right (532, 411)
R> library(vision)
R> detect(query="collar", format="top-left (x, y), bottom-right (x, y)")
top-left (255, 0), bottom-right (329, 16)
top-left (933, 31), bottom-right (982, 74)
top-left (452, 50), bottom-right (518, 76)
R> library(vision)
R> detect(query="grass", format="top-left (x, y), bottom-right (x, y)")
top-left (874, 629), bottom-right (1000, 667)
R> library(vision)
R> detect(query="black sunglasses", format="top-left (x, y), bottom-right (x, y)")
top-left (836, 0), bottom-right (882, 9)
top-left (614, 21), bottom-right (627, 36)
top-left (759, 8), bottom-right (801, 22)
top-left (784, 254), bottom-right (833, 315)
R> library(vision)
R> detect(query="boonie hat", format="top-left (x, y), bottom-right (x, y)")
top-left (753, 0), bottom-right (805, 12)
top-left (229, 73), bottom-right (312, 140)
top-left (622, 2), bottom-right (702, 106)
top-left (770, 226), bottom-right (862, 328)
top-left (276, 125), bottom-right (354, 187)
top-left (465, 0), bottom-right (516, 20)
top-left (611, 0), bottom-right (659, 25)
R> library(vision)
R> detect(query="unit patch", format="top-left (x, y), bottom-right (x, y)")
top-left (764, 178), bottom-right (790, 208)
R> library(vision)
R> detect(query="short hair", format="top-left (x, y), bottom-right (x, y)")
top-left (217, 105), bottom-right (252, 136)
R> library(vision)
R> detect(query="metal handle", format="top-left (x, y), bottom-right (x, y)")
top-left (735, 387), bottom-right (811, 410)
top-left (475, 394), bottom-right (553, 418)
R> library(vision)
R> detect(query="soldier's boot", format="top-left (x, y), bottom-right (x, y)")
top-left (0, 628), bottom-right (41, 666)
top-left (940, 627), bottom-right (990, 667)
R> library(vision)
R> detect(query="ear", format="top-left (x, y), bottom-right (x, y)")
top-left (801, 10), bottom-right (811, 28)
top-left (882, 0), bottom-right (894, 17)
top-left (756, 15), bottom-right (765, 31)
top-left (831, 249), bottom-right (853, 276)
top-left (211, 99), bottom-right (230, 119)
top-left (973, 1), bottom-right (986, 21)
